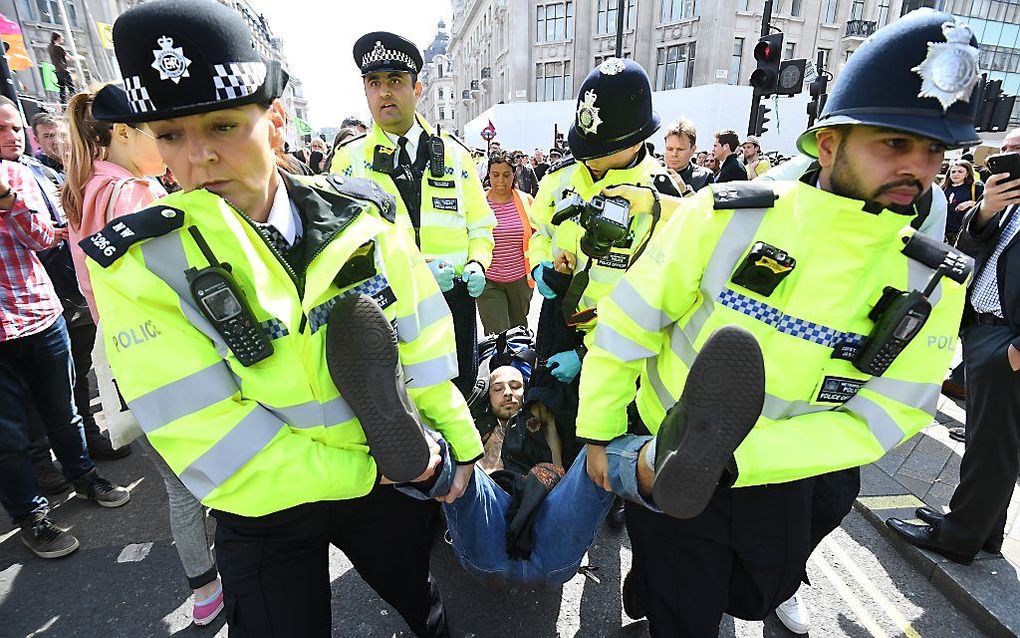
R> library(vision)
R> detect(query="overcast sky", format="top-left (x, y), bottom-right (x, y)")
top-left (246, 0), bottom-right (453, 129)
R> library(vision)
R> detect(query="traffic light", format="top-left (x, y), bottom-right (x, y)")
top-left (777, 59), bottom-right (806, 96)
top-left (750, 33), bottom-right (784, 96)
top-left (754, 103), bottom-right (772, 136)
top-left (973, 77), bottom-right (1016, 133)
top-left (806, 74), bottom-right (829, 127)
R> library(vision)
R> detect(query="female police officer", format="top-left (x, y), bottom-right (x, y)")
top-left (80, 1), bottom-right (482, 635)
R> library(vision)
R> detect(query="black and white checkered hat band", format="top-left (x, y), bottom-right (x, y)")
top-left (124, 76), bottom-right (155, 114)
top-left (362, 47), bottom-right (418, 73)
top-left (212, 61), bottom-right (268, 101)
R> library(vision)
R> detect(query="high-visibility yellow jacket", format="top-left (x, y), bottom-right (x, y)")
top-left (330, 115), bottom-right (495, 273)
top-left (576, 181), bottom-right (969, 488)
top-left (528, 152), bottom-right (672, 334)
top-left (84, 173), bottom-right (484, 516)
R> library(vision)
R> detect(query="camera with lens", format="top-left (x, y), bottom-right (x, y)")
top-left (551, 193), bottom-right (631, 258)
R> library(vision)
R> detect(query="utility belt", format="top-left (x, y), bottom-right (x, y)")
top-left (973, 312), bottom-right (1009, 326)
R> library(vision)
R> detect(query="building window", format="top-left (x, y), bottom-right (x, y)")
top-left (660, 0), bottom-right (699, 23)
top-left (816, 47), bottom-right (831, 71)
top-left (821, 0), bottom-right (839, 23)
top-left (790, 0), bottom-right (803, 16)
top-left (595, 52), bottom-right (631, 67)
top-left (730, 37), bottom-right (744, 85)
top-left (537, 2), bottom-right (574, 43)
top-left (536, 60), bottom-right (572, 101)
top-left (850, 0), bottom-right (865, 21)
top-left (737, 0), bottom-right (752, 10)
top-left (596, 0), bottom-right (636, 35)
top-left (655, 43), bottom-right (696, 90)
top-left (877, 0), bottom-right (891, 25)
top-left (36, 0), bottom-right (79, 26)
top-left (439, 106), bottom-right (446, 120)
top-left (437, 88), bottom-right (444, 100)
top-left (785, 42), bottom-right (796, 58)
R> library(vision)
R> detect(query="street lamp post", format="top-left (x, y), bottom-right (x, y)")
top-left (56, 0), bottom-right (87, 87)
top-left (614, 0), bottom-right (625, 58)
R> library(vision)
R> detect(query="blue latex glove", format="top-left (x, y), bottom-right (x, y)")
top-left (428, 259), bottom-right (455, 292)
top-left (462, 262), bottom-right (486, 298)
top-left (547, 349), bottom-right (582, 384)
top-left (533, 261), bottom-right (557, 299)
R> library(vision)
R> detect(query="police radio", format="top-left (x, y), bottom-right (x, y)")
top-left (428, 125), bottom-right (446, 178)
top-left (184, 226), bottom-right (273, 367)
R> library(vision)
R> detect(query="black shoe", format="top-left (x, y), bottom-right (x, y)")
top-left (20, 513), bottom-right (79, 559)
top-left (651, 326), bottom-right (765, 520)
top-left (947, 426), bottom-right (966, 443)
top-left (915, 507), bottom-right (1003, 554)
top-left (885, 518), bottom-right (975, 564)
top-left (606, 496), bottom-right (626, 529)
top-left (72, 468), bottom-right (131, 508)
top-left (622, 568), bottom-right (647, 620)
top-left (325, 294), bottom-right (430, 483)
top-left (85, 433), bottom-right (132, 460)
top-left (940, 379), bottom-right (965, 401)
top-left (33, 458), bottom-right (69, 496)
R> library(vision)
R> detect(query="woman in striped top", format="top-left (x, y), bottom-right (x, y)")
top-left (476, 154), bottom-right (535, 335)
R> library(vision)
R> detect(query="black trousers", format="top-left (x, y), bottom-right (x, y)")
top-left (212, 486), bottom-right (447, 638)
top-left (625, 478), bottom-right (813, 638)
top-left (940, 324), bottom-right (1019, 552)
top-left (444, 283), bottom-right (478, 397)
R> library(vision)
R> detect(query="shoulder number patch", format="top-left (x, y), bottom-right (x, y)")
top-left (80, 206), bottom-right (185, 268)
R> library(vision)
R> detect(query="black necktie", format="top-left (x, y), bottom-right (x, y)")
top-left (398, 136), bottom-right (412, 170)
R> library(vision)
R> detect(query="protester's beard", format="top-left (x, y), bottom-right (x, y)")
top-left (829, 144), bottom-right (924, 214)
top-left (491, 399), bottom-right (520, 421)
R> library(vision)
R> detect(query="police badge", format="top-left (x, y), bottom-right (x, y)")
top-left (577, 90), bottom-right (603, 135)
top-left (911, 21), bottom-right (979, 112)
top-left (151, 35), bottom-right (192, 84)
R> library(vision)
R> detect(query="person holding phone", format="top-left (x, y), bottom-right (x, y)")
top-left (941, 159), bottom-right (983, 244)
top-left (888, 127), bottom-right (1020, 563)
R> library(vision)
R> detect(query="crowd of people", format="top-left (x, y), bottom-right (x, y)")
top-left (1, 2), bottom-right (1018, 637)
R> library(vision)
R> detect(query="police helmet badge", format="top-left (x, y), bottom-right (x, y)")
top-left (599, 57), bottom-right (626, 76)
top-left (577, 90), bottom-right (603, 135)
top-left (151, 35), bottom-right (192, 83)
top-left (911, 21), bottom-right (979, 112)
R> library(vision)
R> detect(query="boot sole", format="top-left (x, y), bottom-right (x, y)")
top-left (325, 294), bottom-right (430, 483)
top-left (651, 326), bottom-right (764, 520)
top-left (23, 535), bottom-right (79, 559)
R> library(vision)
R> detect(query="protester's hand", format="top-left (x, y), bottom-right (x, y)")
top-left (380, 432), bottom-right (442, 485)
top-left (437, 463), bottom-right (474, 504)
top-left (462, 262), bottom-right (486, 297)
top-left (1008, 344), bottom-right (1020, 373)
top-left (53, 226), bottom-right (69, 243)
top-left (533, 261), bottom-right (557, 299)
top-left (956, 200), bottom-right (976, 212)
top-left (585, 444), bottom-right (612, 491)
top-left (527, 402), bottom-right (555, 434)
top-left (554, 251), bottom-right (575, 274)
top-left (547, 349), bottom-right (581, 383)
top-left (427, 259), bottom-right (455, 292)
top-left (977, 173), bottom-right (1020, 224)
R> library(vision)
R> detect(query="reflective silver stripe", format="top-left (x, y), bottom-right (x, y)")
top-left (403, 352), bottom-right (458, 387)
top-left (761, 395), bottom-right (831, 421)
top-left (842, 394), bottom-right (904, 451)
top-left (467, 227), bottom-right (493, 240)
top-left (683, 207), bottom-right (769, 339)
top-left (265, 396), bottom-right (357, 429)
top-left (594, 324), bottom-right (656, 361)
top-left (128, 363), bottom-right (237, 433)
top-left (179, 407), bottom-right (283, 500)
top-left (141, 234), bottom-right (230, 358)
top-left (589, 266), bottom-right (624, 284)
top-left (908, 257), bottom-right (942, 306)
top-left (669, 323), bottom-right (697, 367)
top-left (867, 376), bottom-right (941, 417)
top-left (610, 279), bottom-right (672, 333)
top-left (645, 361), bottom-right (676, 412)
top-left (395, 292), bottom-right (450, 343)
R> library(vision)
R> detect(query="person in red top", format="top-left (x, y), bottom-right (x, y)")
top-left (477, 153), bottom-right (534, 335)
top-left (0, 95), bottom-right (130, 560)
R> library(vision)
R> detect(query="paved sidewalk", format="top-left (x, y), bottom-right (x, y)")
top-left (856, 393), bottom-right (1020, 637)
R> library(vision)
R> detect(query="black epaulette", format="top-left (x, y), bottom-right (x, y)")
top-left (546, 155), bottom-right (576, 175)
top-left (711, 182), bottom-right (778, 210)
top-left (79, 205), bottom-right (185, 268)
top-left (325, 174), bottom-right (397, 223)
top-left (652, 173), bottom-right (683, 197)
top-left (335, 132), bottom-right (366, 150)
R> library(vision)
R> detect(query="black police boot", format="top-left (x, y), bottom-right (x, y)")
top-left (651, 326), bottom-right (765, 520)
top-left (622, 567), bottom-right (647, 620)
top-left (325, 294), bottom-right (431, 483)
top-left (915, 507), bottom-right (1003, 554)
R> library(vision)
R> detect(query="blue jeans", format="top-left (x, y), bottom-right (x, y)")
top-left (442, 447), bottom-right (615, 587)
top-left (0, 317), bottom-right (93, 523)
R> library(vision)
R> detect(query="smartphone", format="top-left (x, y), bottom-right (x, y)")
top-left (986, 152), bottom-right (1020, 183)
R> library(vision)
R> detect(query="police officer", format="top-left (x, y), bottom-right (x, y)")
top-left (82, 1), bottom-right (482, 635)
top-left (331, 33), bottom-right (495, 396)
top-left (579, 9), bottom-right (979, 635)
top-left (528, 58), bottom-right (677, 388)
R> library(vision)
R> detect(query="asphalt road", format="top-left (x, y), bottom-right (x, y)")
top-left (0, 444), bottom-right (985, 638)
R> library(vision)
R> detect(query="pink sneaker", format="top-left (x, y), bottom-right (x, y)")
top-left (193, 584), bottom-right (224, 626)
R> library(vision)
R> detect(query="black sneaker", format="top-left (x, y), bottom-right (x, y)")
top-left (72, 469), bottom-right (131, 508)
top-left (33, 457), bottom-right (69, 496)
top-left (20, 514), bottom-right (80, 559)
top-left (651, 326), bottom-right (765, 520)
top-left (85, 432), bottom-right (132, 460)
top-left (325, 294), bottom-right (431, 483)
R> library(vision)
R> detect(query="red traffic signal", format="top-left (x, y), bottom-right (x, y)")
top-left (750, 33), bottom-right (784, 95)
top-left (754, 41), bottom-right (780, 63)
